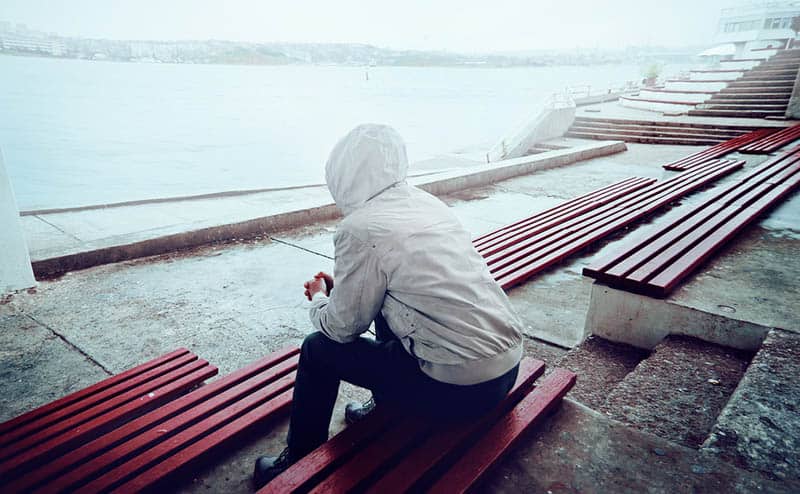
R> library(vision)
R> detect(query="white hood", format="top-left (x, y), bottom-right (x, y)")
top-left (325, 124), bottom-right (409, 216)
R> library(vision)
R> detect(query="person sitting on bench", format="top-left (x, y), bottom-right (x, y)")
top-left (254, 123), bottom-right (524, 488)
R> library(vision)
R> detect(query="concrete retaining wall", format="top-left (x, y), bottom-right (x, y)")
top-left (0, 149), bottom-right (36, 293)
top-left (583, 283), bottom-right (771, 351)
top-left (32, 141), bottom-right (626, 279)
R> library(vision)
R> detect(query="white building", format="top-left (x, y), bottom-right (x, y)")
top-left (714, 1), bottom-right (800, 57)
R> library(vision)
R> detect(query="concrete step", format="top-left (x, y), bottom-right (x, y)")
top-left (565, 131), bottom-right (721, 146)
top-left (568, 125), bottom-right (728, 142)
top-left (571, 121), bottom-right (745, 138)
top-left (739, 74), bottom-right (797, 82)
top-left (727, 81), bottom-right (794, 88)
top-left (702, 329), bottom-right (800, 483)
top-left (754, 63), bottom-right (800, 71)
top-left (554, 336), bottom-right (648, 410)
top-left (687, 109), bottom-right (786, 118)
top-left (707, 97), bottom-right (790, 105)
top-left (699, 104), bottom-right (788, 111)
top-left (572, 116), bottom-right (765, 132)
top-left (598, 335), bottom-right (752, 448)
top-left (718, 87), bottom-right (792, 95)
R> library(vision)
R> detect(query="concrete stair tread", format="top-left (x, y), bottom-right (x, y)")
top-left (565, 131), bottom-right (721, 146)
top-left (554, 336), bottom-right (647, 410)
top-left (569, 125), bottom-right (730, 141)
top-left (571, 122), bottom-right (744, 137)
top-left (688, 109), bottom-right (785, 118)
top-left (572, 116), bottom-right (765, 131)
top-left (598, 335), bottom-right (752, 448)
top-left (702, 329), bottom-right (800, 483)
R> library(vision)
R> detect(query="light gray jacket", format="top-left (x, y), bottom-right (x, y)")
top-left (310, 124), bottom-right (523, 385)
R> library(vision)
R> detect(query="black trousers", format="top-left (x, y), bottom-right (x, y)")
top-left (286, 317), bottom-right (519, 458)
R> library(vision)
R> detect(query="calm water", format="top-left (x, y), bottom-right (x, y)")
top-left (2, 56), bottom-right (663, 210)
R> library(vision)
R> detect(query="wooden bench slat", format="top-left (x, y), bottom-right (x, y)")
top-left (626, 180), bottom-right (781, 284)
top-left (475, 178), bottom-right (655, 256)
top-left (585, 151), bottom-right (800, 279)
top-left (472, 177), bottom-right (647, 246)
top-left (0, 359), bottom-right (216, 478)
top-left (0, 348), bottom-right (191, 436)
top-left (80, 375), bottom-right (296, 493)
top-left (8, 347), bottom-right (299, 494)
top-left (605, 160), bottom-right (800, 281)
top-left (664, 129), bottom-right (777, 171)
top-left (627, 167), bottom-right (800, 285)
top-left (259, 358), bottom-right (545, 494)
top-left (646, 170), bottom-right (800, 296)
top-left (740, 123), bottom-right (800, 153)
top-left (24, 355), bottom-right (299, 494)
top-left (485, 159), bottom-right (740, 271)
top-left (364, 358), bottom-right (545, 494)
top-left (308, 419), bottom-right (432, 494)
top-left (426, 368), bottom-right (577, 494)
top-left (258, 408), bottom-right (397, 494)
top-left (0, 351), bottom-right (197, 451)
top-left (493, 161), bottom-right (744, 289)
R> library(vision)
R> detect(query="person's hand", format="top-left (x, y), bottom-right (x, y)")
top-left (304, 272), bottom-right (332, 301)
top-left (315, 272), bottom-right (334, 294)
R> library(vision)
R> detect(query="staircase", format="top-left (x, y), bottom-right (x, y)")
top-left (565, 116), bottom-right (764, 146)
top-left (553, 330), bottom-right (800, 487)
top-left (689, 49), bottom-right (800, 118)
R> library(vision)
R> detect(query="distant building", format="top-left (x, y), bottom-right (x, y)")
top-left (714, 1), bottom-right (800, 56)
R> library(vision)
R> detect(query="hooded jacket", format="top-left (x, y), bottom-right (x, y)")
top-left (309, 124), bottom-right (523, 386)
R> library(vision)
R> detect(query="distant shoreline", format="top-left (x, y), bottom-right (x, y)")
top-left (0, 51), bottom-right (692, 69)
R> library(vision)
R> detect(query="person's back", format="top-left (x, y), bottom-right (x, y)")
top-left (254, 123), bottom-right (524, 488)
top-left (339, 182), bottom-right (523, 385)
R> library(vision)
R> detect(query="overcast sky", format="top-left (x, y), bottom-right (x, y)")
top-left (1, 0), bottom-right (741, 52)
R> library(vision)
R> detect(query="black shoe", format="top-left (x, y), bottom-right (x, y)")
top-left (253, 448), bottom-right (294, 489)
top-left (345, 397), bottom-right (376, 425)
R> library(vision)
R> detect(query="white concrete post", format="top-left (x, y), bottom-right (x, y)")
top-left (0, 148), bottom-right (36, 293)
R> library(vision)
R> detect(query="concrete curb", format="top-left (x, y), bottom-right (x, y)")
top-left (584, 282), bottom-right (772, 351)
top-left (31, 140), bottom-right (626, 278)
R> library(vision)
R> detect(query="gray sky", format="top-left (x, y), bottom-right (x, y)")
top-left (0, 0), bottom-right (738, 52)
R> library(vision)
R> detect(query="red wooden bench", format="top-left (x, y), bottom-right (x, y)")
top-left (662, 128), bottom-right (777, 171)
top-left (739, 123), bottom-right (800, 154)
top-left (0, 347), bottom-right (299, 494)
top-left (583, 148), bottom-right (800, 297)
top-left (259, 358), bottom-right (576, 494)
top-left (477, 160), bottom-right (744, 290)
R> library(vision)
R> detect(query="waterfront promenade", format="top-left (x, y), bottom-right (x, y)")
top-left (3, 136), bottom-right (799, 492)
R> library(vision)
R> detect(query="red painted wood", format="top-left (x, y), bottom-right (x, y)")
top-left (476, 178), bottom-right (655, 258)
top-left (308, 419), bottom-right (431, 494)
top-left (647, 170), bottom-right (800, 296)
top-left (484, 161), bottom-right (734, 272)
top-left (9, 348), bottom-right (299, 493)
top-left (27, 357), bottom-right (299, 494)
top-left (427, 368), bottom-right (576, 494)
top-left (584, 150), bottom-right (800, 297)
top-left (365, 358), bottom-right (545, 494)
top-left (259, 409), bottom-right (397, 494)
top-left (664, 129), bottom-right (777, 171)
top-left (79, 376), bottom-right (294, 494)
top-left (627, 180), bottom-right (784, 284)
top-left (472, 177), bottom-right (646, 246)
top-left (600, 159), bottom-right (800, 280)
top-left (493, 161), bottom-right (744, 289)
top-left (107, 388), bottom-right (294, 494)
top-left (740, 123), bottom-right (800, 153)
top-left (0, 360), bottom-right (217, 481)
top-left (586, 151), bottom-right (800, 279)
top-left (0, 349), bottom-right (191, 437)
top-left (0, 349), bottom-right (194, 448)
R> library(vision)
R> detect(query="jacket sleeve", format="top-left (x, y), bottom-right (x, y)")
top-left (309, 229), bottom-right (387, 343)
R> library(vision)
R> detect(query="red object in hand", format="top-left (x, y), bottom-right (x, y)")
top-left (304, 272), bottom-right (332, 301)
